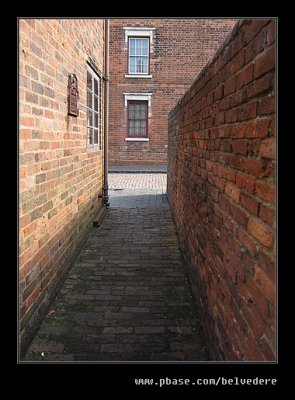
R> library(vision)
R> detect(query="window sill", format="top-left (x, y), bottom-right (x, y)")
top-left (86, 146), bottom-right (101, 152)
top-left (125, 74), bottom-right (153, 79)
top-left (125, 137), bottom-right (149, 142)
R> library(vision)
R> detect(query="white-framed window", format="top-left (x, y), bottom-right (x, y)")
top-left (123, 93), bottom-right (153, 142)
top-left (123, 27), bottom-right (155, 78)
top-left (128, 37), bottom-right (149, 75)
top-left (86, 65), bottom-right (100, 149)
top-left (128, 100), bottom-right (148, 137)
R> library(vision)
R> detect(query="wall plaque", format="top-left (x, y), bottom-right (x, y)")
top-left (68, 74), bottom-right (79, 117)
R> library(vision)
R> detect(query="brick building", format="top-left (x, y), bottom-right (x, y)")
top-left (108, 18), bottom-right (236, 166)
top-left (19, 19), bottom-right (107, 355)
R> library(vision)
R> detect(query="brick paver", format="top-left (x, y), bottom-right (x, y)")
top-left (24, 173), bottom-right (210, 361)
top-left (109, 172), bottom-right (167, 190)
top-left (108, 173), bottom-right (167, 208)
top-left (109, 164), bottom-right (167, 173)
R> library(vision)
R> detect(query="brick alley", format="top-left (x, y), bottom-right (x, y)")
top-left (24, 172), bottom-right (210, 362)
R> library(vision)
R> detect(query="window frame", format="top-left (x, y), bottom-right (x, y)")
top-left (128, 37), bottom-right (150, 76)
top-left (127, 100), bottom-right (148, 138)
top-left (86, 64), bottom-right (101, 150)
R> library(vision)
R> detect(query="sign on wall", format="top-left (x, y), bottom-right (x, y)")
top-left (68, 74), bottom-right (79, 117)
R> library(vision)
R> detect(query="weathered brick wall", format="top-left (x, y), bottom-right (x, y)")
top-left (19, 19), bottom-right (105, 356)
top-left (109, 19), bottom-right (236, 165)
top-left (168, 19), bottom-right (275, 360)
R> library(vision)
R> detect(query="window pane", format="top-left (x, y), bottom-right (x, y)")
top-left (142, 57), bottom-right (148, 73)
top-left (94, 78), bottom-right (99, 96)
top-left (87, 109), bottom-right (93, 127)
top-left (135, 39), bottom-right (141, 56)
top-left (129, 121), bottom-right (135, 135)
top-left (87, 90), bottom-right (92, 109)
top-left (139, 40), bottom-right (144, 55)
top-left (135, 120), bottom-right (140, 130)
top-left (87, 71), bottom-right (92, 90)
top-left (142, 40), bottom-right (148, 55)
top-left (129, 57), bottom-right (135, 73)
top-left (141, 121), bottom-right (147, 135)
top-left (88, 128), bottom-right (93, 145)
top-left (94, 112), bottom-right (99, 128)
top-left (136, 57), bottom-right (143, 73)
top-left (94, 95), bottom-right (98, 111)
top-left (129, 38), bottom-right (136, 52)
top-left (133, 108), bottom-right (139, 119)
top-left (130, 123), bottom-right (135, 136)
top-left (93, 129), bottom-right (99, 144)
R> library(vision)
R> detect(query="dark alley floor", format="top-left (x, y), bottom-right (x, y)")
top-left (24, 173), bottom-right (210, 362)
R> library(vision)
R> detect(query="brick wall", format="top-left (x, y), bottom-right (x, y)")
top-left (168, 19), bottom-right (276, 360)
top-left (109, 19), bottom-right (236, 165)
top-left (19, 19), bottom-right (105, 356)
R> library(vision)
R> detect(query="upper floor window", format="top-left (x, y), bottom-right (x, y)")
top-left (86, 65), bottom-right (100, 149)
top-left (124, 27), bottom-right (155, 79)
top-left (128, 37), bottom-right (149, 75)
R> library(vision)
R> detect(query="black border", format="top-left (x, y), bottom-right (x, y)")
top-left (13, 11), bottom-right (290, 395)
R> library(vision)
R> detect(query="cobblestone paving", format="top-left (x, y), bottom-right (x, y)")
top-left (109, 164), bottom-right (167, 173)
top-left (24, 173), bottom-right (210, 362)
top-left (109, 172), bottom-right (167, 190)
top-left (108, 173), bottom-right (167, 209)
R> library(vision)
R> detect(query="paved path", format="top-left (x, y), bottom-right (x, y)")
top-left (24, 173), bottom-right (209, 361)
top-left (108, 173), bottom-right (167, 208)
top-left (109, 164), bottom-right (167, 173)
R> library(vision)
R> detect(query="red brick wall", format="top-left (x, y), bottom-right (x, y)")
top-left (19, 19), bottom-right (105, 355)
top-left (109, 19), bottom-right (236, 165)
top-left (168, 19), bottom-right (276, 360)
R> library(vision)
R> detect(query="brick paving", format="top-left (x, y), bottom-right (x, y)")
top-left (24, 173), bottom-right (210, 362)
top-left (109, 164), bottom-right (167, 173)
top-left (108, 173), bottom-right (167, 208)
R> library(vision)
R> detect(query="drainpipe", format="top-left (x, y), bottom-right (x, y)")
top-left (103, 18), bottom-right (110, 207)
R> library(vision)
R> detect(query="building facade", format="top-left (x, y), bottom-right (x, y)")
top-left (19, 19), bottom-right (106, 355)
top-left (108, 18), bottom-right (236, 166)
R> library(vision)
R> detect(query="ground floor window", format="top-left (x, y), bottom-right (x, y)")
top-left (123, 93), bottom-right (152, 142)
top-left (86, 65), bottom-right (101, 149)
top-left (128, 100), bottom-right (148, 137)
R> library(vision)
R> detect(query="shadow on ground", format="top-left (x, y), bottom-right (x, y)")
top-left (24, 179), bottom-right (210, 362)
